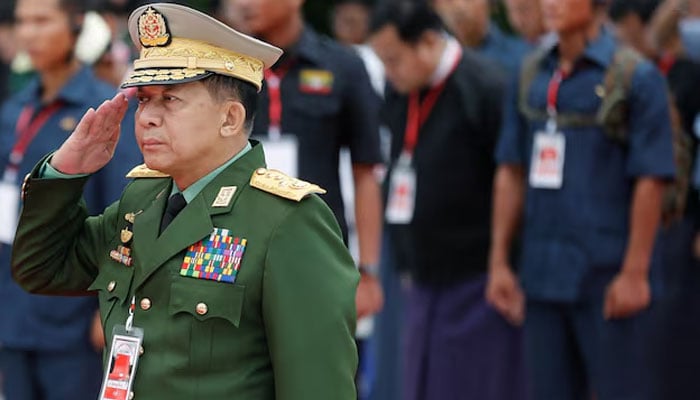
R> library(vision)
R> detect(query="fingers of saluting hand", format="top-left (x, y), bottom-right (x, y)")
top-left (77, 93), bottom-right (128, 141)
top-left (102, 93), bottom-right (129, 139)
top-left (87, 99), bottom-right (110, 139)
top-left (73, 107), bottom-right (97, 140)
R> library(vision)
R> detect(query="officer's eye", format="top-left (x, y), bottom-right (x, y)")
top-left (136, 96), bottom-right (149, 104)
top-left (163, 95), bottom-right (178, 102)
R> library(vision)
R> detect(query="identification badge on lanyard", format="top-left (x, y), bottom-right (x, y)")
top-left (99, 298), bottom-right (143, 400)
top-left (385, 152), bottom-right (416, 224)
top-left (1, 102), bottom-right (62, 244)
top-left (0, 181), bottom-right (20, 244)
top-left (529, 120), bottom-right (566, 189)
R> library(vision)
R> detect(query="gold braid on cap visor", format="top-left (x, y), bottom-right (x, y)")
top-left (122, 38), bottom-right (265, 90)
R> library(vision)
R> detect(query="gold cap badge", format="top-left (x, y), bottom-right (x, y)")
top-left (121, 3), bottom-right (282, 91)
top-left (138, 7), bottom-right (171, 48)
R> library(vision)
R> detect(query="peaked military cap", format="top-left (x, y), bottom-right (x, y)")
top-left (121, 3), bottom-right (282, 91)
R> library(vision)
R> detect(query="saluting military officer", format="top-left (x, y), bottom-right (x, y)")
top-left (10, 3), bottom-right (359, 400)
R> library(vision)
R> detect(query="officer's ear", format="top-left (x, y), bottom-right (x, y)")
top-left (220, 100), bottom-right (246, 138)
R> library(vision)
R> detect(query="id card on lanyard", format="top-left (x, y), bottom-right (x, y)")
top-left (258, 67), bottom-right (300, 177)
top-left (99, 297), bottom-right (144, 400)
top-left (386, 49), bottom-right (460, 224)
top-left (529, 70), bottom-right (567, 190)
top-left (0, 102), bottom-right (62, 244)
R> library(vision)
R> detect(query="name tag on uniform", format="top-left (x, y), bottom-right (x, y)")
top-left (529, 131), bottom-right (565, 189)
top-left (0, 181), bottom-right (20, 244)
top-left (257, 134), bottom-right (299, 178)
top-left (385, 153), bottom-right (416, 224)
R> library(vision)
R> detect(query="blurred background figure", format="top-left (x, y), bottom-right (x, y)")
top-left (333, 0), bottom-right (373, 45)
top-left (504, 0), bottom-right (552, 45)
top-left (610, 1), bottom-right (700, 398)
top-left (680, 0), bottom-right (700, 60)
top-left (89, 0), bottom-right (136, 87)
top-left (331, 0), bottom-right (386, 95)
top-left (224, 0), bottom-right (384, 397)
top-left (330, 1), bottom-right (393, 398)
top-left (431, 0), bottom-right (531, 76)
top-left (490, 0), bottom-right (676, 398)
top-left (0, 0), bottom-right (141, 399)
top-left (0, 1), bottom-right (17, 105)
top-left (370, 1), bottom-right (527, 399)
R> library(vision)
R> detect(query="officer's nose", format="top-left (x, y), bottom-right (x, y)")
top-left (136, 103), bottom-right (163, 128)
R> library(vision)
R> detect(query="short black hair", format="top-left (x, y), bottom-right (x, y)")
top-left (200, 75), bottom-right (258, 134)
top-left (370, 0), bottom-right (444, 44)
top-left (609, 0), bottom-right (661, 24)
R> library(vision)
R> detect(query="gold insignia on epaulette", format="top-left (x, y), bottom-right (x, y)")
top-left (125, 164), bottom-right (170, 178)
top-left (250, 168), bottom-right (326, 202)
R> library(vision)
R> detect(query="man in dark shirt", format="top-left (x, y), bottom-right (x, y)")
top-left (224, 0), bottom-right (384, 320)
top-left (369, 1), bottom-right (527, 399)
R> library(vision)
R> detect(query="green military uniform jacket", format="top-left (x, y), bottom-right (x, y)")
top-left (12, 142), bottom-right (359, 399)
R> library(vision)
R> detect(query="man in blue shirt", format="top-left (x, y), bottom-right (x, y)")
top-left (487, 0), bottom-right (675, 398)
top-left (0, 0), bottom-right (140, 398)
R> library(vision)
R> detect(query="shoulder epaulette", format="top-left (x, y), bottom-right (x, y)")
top-left (250, 168), bottom-right (326, 202)
top-left (125, 164), bottom-right (170, 178)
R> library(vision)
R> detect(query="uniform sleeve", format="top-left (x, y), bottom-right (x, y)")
top-left (263, 196), bottom-right (359, 400)
top-left (626, 61), bottom-right (676, 179)
top-left (495, 74), bottom-right (528, 166)
top-left (339, 53), bottom-right (383, 166)
top-left (11, 155), bottom-right (118, 295)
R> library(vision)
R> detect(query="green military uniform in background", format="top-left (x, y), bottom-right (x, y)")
top-left (12, 142), bottom-right (359, 399)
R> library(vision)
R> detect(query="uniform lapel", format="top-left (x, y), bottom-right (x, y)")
top-left (132, 142), bottom-right (267, 289)
top-left (132, 185), bottom-right (168, 287)
top-left (133, 194), bottom-right (215, 288)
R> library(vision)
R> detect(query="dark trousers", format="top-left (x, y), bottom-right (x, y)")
top-left (0, 347), bottom-right (101, 400)
top-left (648, 217), bottom-right (700, 399)
top-left (525, 298), bottom-right (653, 400)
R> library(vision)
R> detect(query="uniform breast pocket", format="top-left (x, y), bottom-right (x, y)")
top-left (168, 278), bottom-right (246, 370)
top-left (88, 270), bottom-right (130, 327)
top-left (288, 92), bottom-right (341, 119)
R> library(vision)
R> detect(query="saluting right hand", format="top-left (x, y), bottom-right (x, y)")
top-left (50, 92), bottom-right (130, 175)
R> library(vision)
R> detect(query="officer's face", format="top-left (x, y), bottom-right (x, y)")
top-left (135, 81), bottom-right (233, 182)
top-left (540, 0), bottom-right (593, 35)
top-left (370, 25), bottom-right (437, 94)
top-left (225, 0), bottom-right (303, 36)
top-left (14, 0), bottom-right (76, 72)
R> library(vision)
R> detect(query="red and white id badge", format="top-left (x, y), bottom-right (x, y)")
top-left (98, 325), bottom-right (144, 400)
top-left (529, 130), bottom-right (566, 189)
top-left (385, 153), bottom-right (416, 224)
